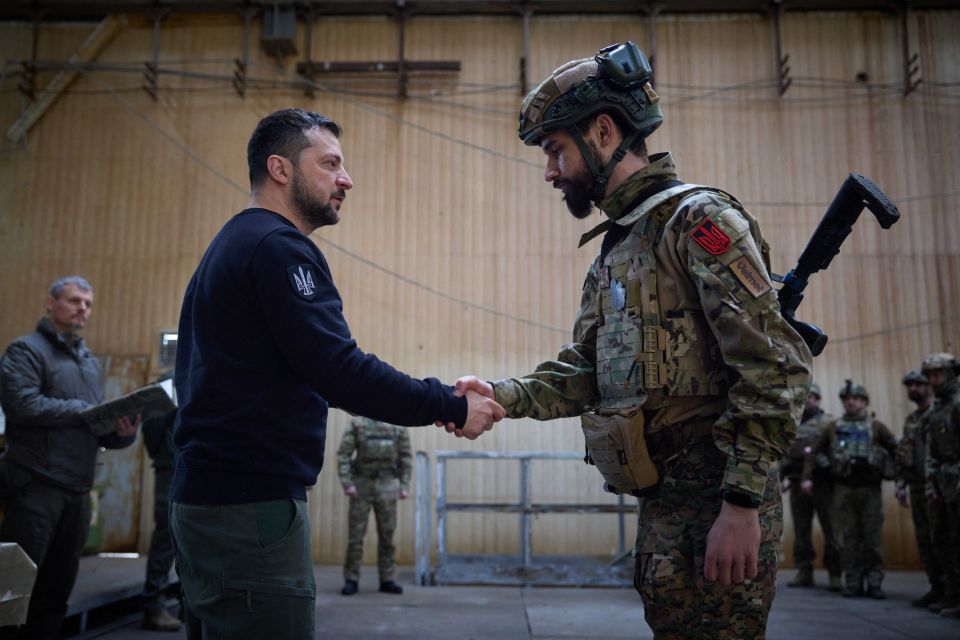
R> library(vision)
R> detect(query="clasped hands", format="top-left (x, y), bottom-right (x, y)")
top-left (437, 376), bottom-right (503, 440)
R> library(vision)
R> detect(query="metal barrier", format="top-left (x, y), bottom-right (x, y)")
top-left (414, 450), bottom-right (639, 587)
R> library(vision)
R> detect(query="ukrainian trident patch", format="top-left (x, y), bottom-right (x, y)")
top-left (287, 264), bottom-right (318, 300)
top-left (691, 218), bottom-right (731, 255)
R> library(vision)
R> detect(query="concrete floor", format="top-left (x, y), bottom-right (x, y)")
top-left (67, 565), bottom-right (959, 639)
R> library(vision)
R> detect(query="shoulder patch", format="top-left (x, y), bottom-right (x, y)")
top-left (728, 256), bottom-right (772, 298)
top-left (691, 217), bottom-right (731, 255)
top-left (287, 264), bottom-right (318, 300)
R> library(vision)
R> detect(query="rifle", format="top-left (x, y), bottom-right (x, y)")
top-left (777, 173), bottom-right (900, 357)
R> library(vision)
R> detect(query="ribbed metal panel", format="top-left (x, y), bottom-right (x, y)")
top-left (1, 10), bottom-right (958, 568)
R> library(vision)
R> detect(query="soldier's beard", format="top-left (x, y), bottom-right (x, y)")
top-left (907, 389), bottom-right (926, 403)
top-left (292, 164), bottom-right (341, 228)
top-left (557, 165), bottom-right (595, 219)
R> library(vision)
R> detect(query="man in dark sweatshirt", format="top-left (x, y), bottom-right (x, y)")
top-left (169, 108), bottom-right (504, 637)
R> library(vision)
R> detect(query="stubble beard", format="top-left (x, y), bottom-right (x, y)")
top-left (292, 164), bottom-right (342, 229)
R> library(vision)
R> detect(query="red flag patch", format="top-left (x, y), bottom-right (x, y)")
top-left (691, 218), bottom-right (731, 255)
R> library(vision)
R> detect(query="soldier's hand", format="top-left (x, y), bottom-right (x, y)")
top-left (895, 486), bottom-right (909, 508)
top-left (800, 479), bottom-right (814, 496)
top-left (456, 390), bottom-right (505, 440)
top-left (116, 414), bottom-right (141, 437)
top-left (704, 501), bottom-right (760, 585)
top-left (399, 489), bottom-right (409, 500)
top-left (344, 485), bottom-right (358, 497)
top-left (435, 375), bottom-right (496, 432)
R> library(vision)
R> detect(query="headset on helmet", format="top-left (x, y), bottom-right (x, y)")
top-left (518, 42), bottom-right (663, 203)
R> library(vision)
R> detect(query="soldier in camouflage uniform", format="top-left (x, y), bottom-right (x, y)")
top-left (780, 383), bottom-right (841, 590)
top-left (893, 368), bottom-right (942, 608)
top-left (337, 417), bottom-right (412, 596)
top-left (803, 381), bottom-right (896, 599)
top-left (922, 352), bottom-right (960, 617)
top-left (449, 42), bottom-right (812, 639)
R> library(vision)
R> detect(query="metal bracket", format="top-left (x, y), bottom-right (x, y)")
top-left (233, 8), bottom-right (256, 98)
top-left (770, 0), bottom-right (792, 96)
top-left (900, 1), bottom-right (922, 96)
top-left (518, 2), bottom-right (532, 96)
top-left (142, 10), bottom-right (166, 101)
top-left (642, 2), bottom-right (664, 87)
top-left (395, 0), bottom-right (409, 99)
top-left (301, 3), bottom-right (316, 97)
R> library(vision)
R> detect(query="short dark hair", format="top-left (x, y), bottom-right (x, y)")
top-left (247, 108), bottom-right (342, 188)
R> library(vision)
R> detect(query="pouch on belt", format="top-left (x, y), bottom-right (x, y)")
top-left (581, 409), bottom-right (659, 496)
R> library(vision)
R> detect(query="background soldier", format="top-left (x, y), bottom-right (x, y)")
top-left (139, 370), bottom-right (181, 631)
top-left (922, 352), bottom-right (960, 617)
top-left (804, 381), bottom-right (896, 598)
top-left (338, 417), bottom-right (412, 596)
top-left (894, 368), bottom-right (941, 608)
top-left (451, 41), bottom-right (812, 638)
top-left (781, 383), bottom-right (841, 590)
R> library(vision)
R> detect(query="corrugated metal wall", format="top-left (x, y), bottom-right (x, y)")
top-left (1, 10), bottom-right (958, 569)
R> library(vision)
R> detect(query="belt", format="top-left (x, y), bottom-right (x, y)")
top-left (354, 468), bottom-right (398, 479)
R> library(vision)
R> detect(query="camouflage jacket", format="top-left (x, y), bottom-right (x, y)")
top-left (781, 408), bottom-right (833, 482)
top-left (336, 418), bottom-right (412, 489)
top-left (896, 404), bottom-right (932, 487)
top-left (925, 379), bottom-right (960, 501)
top-left (492, 153), bottom-right (812, 503)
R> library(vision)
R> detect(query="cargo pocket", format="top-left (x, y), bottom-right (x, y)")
top-left (581, 409), bottom-right (659, 496)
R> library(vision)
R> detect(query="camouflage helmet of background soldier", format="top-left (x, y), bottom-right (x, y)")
top-left (921, 352), bottom-right (959, 384)
top-left (518, 41), bottom-right (662, 204)
top-left (901, 368), bottom-right (928, 386)
top-left (838, 379), bottom-right (869, 402)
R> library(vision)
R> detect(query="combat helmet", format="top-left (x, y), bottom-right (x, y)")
top-left (901, 368), bottom-right (928, 385)
top-left (808, 382), bottom-right (822, 398)
top-left (518, 41), bottom-right (662, 203)
top-left (838, 379), bottom-right (869, 401)
top-left (921, 352), bottom-right (959, 384)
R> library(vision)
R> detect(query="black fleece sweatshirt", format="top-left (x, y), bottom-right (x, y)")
top-left (171, 208), bottom-right (466, 505)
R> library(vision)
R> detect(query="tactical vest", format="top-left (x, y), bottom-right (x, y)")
top-left (594, 184), bottom-right (746, 412)
top-left (353, 422), bottom-right (400, 474)
top-left (830, 417), bottom-right (893, 482)
top-left (582, 184), bottom-right (763, 496)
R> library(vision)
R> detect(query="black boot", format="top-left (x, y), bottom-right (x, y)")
top-left (341, 580), bottom-right (358, 596)
top-left (912, 585), bottom-right (944, 608)
top-left (379, 580), bottom-right (403, 594)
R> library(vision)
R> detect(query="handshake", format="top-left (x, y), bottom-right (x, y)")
top-left (437, 376), bottom-right (504, 440)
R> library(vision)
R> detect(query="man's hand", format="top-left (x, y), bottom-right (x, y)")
top-left (800, 479), bottom-right (814, 496)
top-left (895, 486), bottom-right (909, 508)
top-left (704, 500), bottom-right (761, 585)
top-left (456, 390), bottom-right (505, 440)
top-left (399, 489), bottom-right (409, 500)
top-left (435, 376), bottom-right (502, 437)
top-left (116, 414), bottom-right (141, 438)
top-left (344, 485), bottom-right (357, 497)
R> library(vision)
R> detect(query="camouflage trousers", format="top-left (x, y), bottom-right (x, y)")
top-left (343, 475), bottom-right (400, 582)
top-left (788, 481), bottom-right (841, 574)
top-left (932, 498), bottom-right (960, 596)
top-left (634, 438), bottom-right (781, 640)
top-left (835, 483), bottom-right (884, 588)
top-left (907, 481), bottom-right (944, 590)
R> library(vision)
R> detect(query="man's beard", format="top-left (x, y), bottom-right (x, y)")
top-left (556, 144), bottom-right (604, 219)
top-left (908, 389), bottom-right (927, 403)
top-left (292, 165), bottom-right (342, 228)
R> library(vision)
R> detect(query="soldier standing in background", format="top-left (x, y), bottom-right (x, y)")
top-left (781, 383), bottom-right (841, 590)
top-left (450, 41), bottom-right (812, 639)
top-left (922, 352), bottom-right (960, 617)
top-left (894, 368), bottom-right (941, 608)
top-left (804, 381), bottom-right (896, 599)
top-left (338, 418), bottom-right (412, 596)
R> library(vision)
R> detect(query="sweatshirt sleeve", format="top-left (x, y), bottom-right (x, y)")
top-left (248, 228), bottom-right (467, 428)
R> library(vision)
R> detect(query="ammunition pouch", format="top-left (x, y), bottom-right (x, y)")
top-left (581, 409), bottom-right (659, 496)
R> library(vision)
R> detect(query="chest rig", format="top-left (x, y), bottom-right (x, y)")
top-left (354, 423), bottom-right (400, 472)
top-left (594, 184), bottom-right (733, 412)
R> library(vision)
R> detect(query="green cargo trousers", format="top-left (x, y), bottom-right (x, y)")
top-left (170, 499), bottom-right (316, 639)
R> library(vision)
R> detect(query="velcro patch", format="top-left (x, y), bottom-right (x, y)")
top-left (728, 256), bottom-right (772, 298)
top-left (691, 218), bottom-right (731, 255)
top-left (288, 264), bottom-right (318, 300)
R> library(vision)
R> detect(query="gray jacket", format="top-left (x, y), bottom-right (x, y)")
top-left (0, 317), bottom-right (134, 492)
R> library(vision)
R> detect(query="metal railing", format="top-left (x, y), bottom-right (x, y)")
top-left (415, 450), bottom-right (639, 587)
